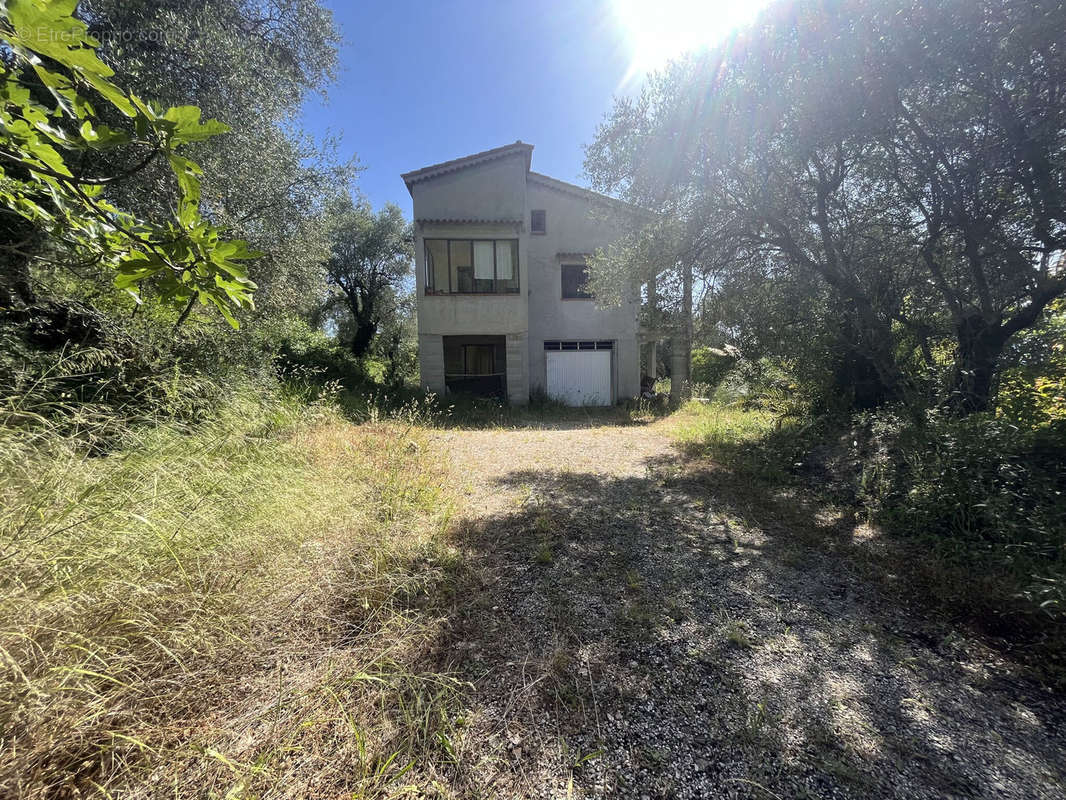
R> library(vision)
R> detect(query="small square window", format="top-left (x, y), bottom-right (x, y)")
top-left (531, 209), bottom-right (546, 234)
top-left (562, 263), bottom-right (593, 299)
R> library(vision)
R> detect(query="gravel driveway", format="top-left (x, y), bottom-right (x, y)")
top-left (431, 417), bottom-right (1066, 799)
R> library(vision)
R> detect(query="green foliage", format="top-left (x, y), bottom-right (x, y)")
top-left (80, 0), bottom-right (345, 324)
top-left (0, 378), bottom-right (461, 796)
top-left (0, 308), bottom-right (235, 449)
top-left (586, 0), bottom-right (1066, 416)
top-left (0, 0), bottom-right (258, 325)
top-left (586, 215), bottom-right (679, 308)
top-left (673, 402), bottom-right (809, 484)
top-left (270, 316), bottom-right (366, 389)
top-left (690, 346), bottom-right (734, 390)
top-left (675, 401), bottom-right (1066, 630)
top-left (996, 300), bottom-right (1066, 429)
top-left (322, 195), bottom-right (413, 359)
top-left (866, 412), bottom-right (1066, 622)
top-left (701, 357), bottom-right (811, 417)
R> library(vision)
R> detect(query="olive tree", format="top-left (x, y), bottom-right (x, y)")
top-left (585, 0), bottom-right (1066, 414)
top-left (73, 0), bottom-right (346, 321)
top-left (323, 197), bottom-right (413, 358)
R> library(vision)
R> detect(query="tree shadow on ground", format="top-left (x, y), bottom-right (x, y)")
top-left (435, 455), bottom-right (1066, 799)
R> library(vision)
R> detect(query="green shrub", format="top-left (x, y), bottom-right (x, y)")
top-left (706, 357), bottom-right (810, 416)
top-left (864, 412), bottom-right (1066, 620)
top-left (995, 298), bottom-right (1066, 430)
top-left (997, 364), bottom-right (1066, 431)
top-left (690, 346), bottom-right (735, 389)
top-left (0, 319), bottom-right (234, 449)
top-left (673, 401), bottom-right (808, 483)
top-left (270, 317), bottom-right (367, 389)
top-left (674, 401), bottom-right (1066, 628)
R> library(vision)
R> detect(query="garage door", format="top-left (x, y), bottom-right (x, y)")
top-left (545, 342), bottom-right (613, 406)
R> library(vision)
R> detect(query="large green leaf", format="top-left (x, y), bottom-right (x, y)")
top-left (162, 106), bottom-right (230, 144)
top-left (0, 0), bottom-right (260, 326)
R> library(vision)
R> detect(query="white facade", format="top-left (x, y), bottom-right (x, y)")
top-left (402, 142), bottom-right (644, 406)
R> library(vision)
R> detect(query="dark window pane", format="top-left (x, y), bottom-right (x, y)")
top-left (450, 240), bottom-right (473, 292)
top-left (425, 239), bottom-right (521, 294)
top-left (425, 239), bottom-right (447, 291)
top-left (444, 344), bottom-right (464, 375)
top-left (531, 209), bottom-right (546, 234)
top-left (472, 240), bottom-right (494, 292)
top-left (562, 264), bottom-right (593, 299)
top-left (464, 344), bottom-right (495, 375)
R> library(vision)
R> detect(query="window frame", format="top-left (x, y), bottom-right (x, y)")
top-left (561, 263), bottom-right (594, 300)
top-left (424, 237), bottom-right (520, 295)
top-left (530, 209), bottom-right (546, 235)
top-left (544, 340), bottom-right (613, 351)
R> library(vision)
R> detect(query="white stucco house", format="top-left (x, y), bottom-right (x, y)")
top-left (402, 141), bottom-right (649, 406)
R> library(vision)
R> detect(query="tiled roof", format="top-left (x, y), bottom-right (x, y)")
top-left (401, 142), bottom-right (533, 191)
top-left (400, 142), bottom-right (655, 219)
top-left (416, 218), bottom-right (523, 226)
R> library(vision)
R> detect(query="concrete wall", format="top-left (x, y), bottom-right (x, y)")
top-left (409, 152), bottom-right (527, 222)
top-left (418, 333), bottom-right (445, 396)
top-left (505, 332), bottom-right (529, 405)
top-left (524, 180), bottom-right (641, 400)
top-left (413, 223), bottom-right (529, 331)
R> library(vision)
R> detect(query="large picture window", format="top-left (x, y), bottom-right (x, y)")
top-left (425, 238), bottom-right (519, 294)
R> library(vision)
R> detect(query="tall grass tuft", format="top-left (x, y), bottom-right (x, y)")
top-left (672, 402), bottom-right (803, 484)
top-left (0, 370), bottom-right (469, 797)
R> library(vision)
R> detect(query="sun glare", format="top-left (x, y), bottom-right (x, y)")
top-left (612, 0), bottom-right (767, 84)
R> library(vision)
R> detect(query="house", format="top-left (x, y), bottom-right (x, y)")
top-left (401, 141), bottom-right (649, 406)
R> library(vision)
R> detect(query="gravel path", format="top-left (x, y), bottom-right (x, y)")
top-left (432, 417), bottom-right (1066, 799)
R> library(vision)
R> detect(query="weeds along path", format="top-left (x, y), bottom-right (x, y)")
top-left (434, 414), bottom-right (1066, 799)
top-left (0, 406), bottom-right (466, 799)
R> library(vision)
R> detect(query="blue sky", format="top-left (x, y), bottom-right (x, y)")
top-left (299, 1), bottom-right (768, 214)
top-left (299, 1), bottom-right (637, 214)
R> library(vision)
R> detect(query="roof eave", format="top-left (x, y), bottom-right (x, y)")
top-left (401, 142), bottom-right (534, 194)
top-left (526, 171), bottom-right (656, 219)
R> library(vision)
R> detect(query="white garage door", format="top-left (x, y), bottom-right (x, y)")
top-left (546, 349), bottom-right (612, 406)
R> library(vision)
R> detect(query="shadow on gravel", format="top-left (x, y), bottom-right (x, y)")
top-left (438, 455), bottom-right (1066, 799)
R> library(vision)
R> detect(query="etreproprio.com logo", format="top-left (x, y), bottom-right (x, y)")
top-left (15, 26), bottom-right (167, 44)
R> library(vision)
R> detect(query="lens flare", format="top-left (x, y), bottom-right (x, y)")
top-left (613, 0), bottom-right (768, 84)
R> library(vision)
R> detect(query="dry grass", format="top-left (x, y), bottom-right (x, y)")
top-left (0, 391), bottom-right (472, 798)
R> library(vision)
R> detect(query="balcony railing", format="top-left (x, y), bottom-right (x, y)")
top-left (444, 373), bottom-right (506, 397)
